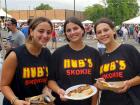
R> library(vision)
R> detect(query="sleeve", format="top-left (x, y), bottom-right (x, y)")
top-left (18, 32), bottom-right (25, 46)
top-left (127, 45), bottom-right (140, 76)
top-left (48, 51), bottom-right (59, 81)
top-left (45, 48), bottom-right (52, 74)
top-left (91, 49), bottom-right (101, 83)
top-left (94, 50), bottom-right (101, 79)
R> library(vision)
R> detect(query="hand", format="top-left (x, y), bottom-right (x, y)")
top-left (115, 80), bottom-right (131, 93)
top-left (57, 88), bottom-right (67, 101)
top-left (96, 78), bottom-right (107, 90)
top-left (42, 86), bottom-right (51, 94)
top-left (14, 99), bottom-right (30, 105)
top-left (42, 86), bottom-right (55, 102)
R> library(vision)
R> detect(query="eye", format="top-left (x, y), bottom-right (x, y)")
top-left (66, 29), bottom-right (71, 33)
top-left (46, 30), bottom-right (52, 35)
top-left (38, 30), bottom-right (44, 33)
top-left (104, 28), bottom-right (109, 32)
top-left (96, 31), bottom-right (101, 34)
top-left (73, 27), bottom-right (79, 31)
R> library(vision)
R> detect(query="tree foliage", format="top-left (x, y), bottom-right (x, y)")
top-left (35, 3), bottom-right (53, 10)
top-left (84, 0), bottom-right (139, 25)
top-left (84, 4), bottom-right (105, 22)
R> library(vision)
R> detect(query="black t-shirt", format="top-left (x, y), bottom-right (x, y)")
top-left (49, 44), bottom-right (101, 105)
top-left (3, 45), bottom-right (51, 105)
top-left (99, 44), bottom-right (140, 105)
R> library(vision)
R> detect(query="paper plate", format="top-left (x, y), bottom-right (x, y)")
top-left (100, 81), bottom-right (124, 91)
top-left (64, 84), bottom-right (97, 100)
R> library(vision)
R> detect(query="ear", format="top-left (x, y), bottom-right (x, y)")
top-left (113, 28), bottom-right (116, 35)
top-left (30, 29), bottom-right (33, 37)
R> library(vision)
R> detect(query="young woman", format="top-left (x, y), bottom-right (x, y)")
top-left (1, 17), bottom-right (53, 105)
top-left (48, 17), bottom-right (101, 105)
top-left (94, 18), bottom-right (140, 105)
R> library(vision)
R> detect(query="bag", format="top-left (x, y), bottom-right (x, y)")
top-left (128, 90), bottom-right (140, 105)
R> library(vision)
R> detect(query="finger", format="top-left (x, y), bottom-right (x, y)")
top-left (118, 87), bottom-right (127, 93)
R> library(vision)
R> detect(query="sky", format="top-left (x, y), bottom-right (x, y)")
top-left (1, 0), bottom-right (103, 11)
top-left (1, 0), bottom-right (140, 11)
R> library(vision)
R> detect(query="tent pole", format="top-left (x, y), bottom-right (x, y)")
top-left (5, 0), bottom-right (7, 20)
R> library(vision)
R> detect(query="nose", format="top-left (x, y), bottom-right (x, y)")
top-left (70, 29), bottom-right (76, 34)
top-left (43, 31), bottom-right (51, 36)
top-left (100, 31), bottom-right (106, 36)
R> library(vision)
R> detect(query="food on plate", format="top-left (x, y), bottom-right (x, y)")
top-left (67, 84), bottom-right (93, 97)
top-left (108, 81), bottom-right (124, 88)
top-left (100, 81), bottom-right (111, 87)
top-left (27, 94), bottom-right (55, 105)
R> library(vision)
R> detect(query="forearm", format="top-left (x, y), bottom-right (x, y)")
top-left (1, 86), bottom-right (17, 103)
top-left (91, 83), bottom-right (99, 105)
top-left (48, 80), bottom-right (61, 94)
top-left (129, 76), bottom-right (140, 88)
top-left (91, 91), bottom-right (99, 105)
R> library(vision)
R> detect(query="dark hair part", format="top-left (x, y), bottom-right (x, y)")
top-left (94, 18), bottom-right (117, 39)
top-left (27, 18), bottom-right (33, 25)
top-left (64, 17), bottom-right (85, 42)
top-left (8, 18), bottom-right (17, 26)
top-left (27, 17), bottom-right (53, 42)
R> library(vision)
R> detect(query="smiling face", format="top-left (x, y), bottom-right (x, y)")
top-left (65, 22), bottom-right (84, 43)
top-left (95, 23), bottom-right (116, 45)
top-left (30, 22), bottom-right (52, 47)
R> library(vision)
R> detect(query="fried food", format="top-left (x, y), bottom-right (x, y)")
top-left (67, 84), bottom-right (93, 97)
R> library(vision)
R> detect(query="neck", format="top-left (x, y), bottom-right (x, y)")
top-left (12, 28), bottom-right (18, 33)
top-left (69, 41), bottom-right (85, 51)
top-left (106, 40), bottom-right (120, 53)
top-left (26, 43), bottom-right (42, 56)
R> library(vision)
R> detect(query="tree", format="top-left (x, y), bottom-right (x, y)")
top-left (35, 3), bottom-right (53, 10)
top-left (106, 0), bottom-right (139, 25)
top-left (84, 0), bottom-right (139, 25)
top-left (84, 4), bottom-right (105, 22)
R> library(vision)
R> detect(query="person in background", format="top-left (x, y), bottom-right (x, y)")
top-left (97, 42), bottom-right (106, 55)
top-left (51, 27), bottom-right (57, 49)
top-left (5, 18), bottom-right (25, 52)
top-left (137, 30), bottom-right (140, 44)
top-left (121, 25), bottom-right (128, 43)
top-left (21, 18), bottom-right (33, 38)
top-left (94, 18), bottom-right (140, 105)
top-left (1, 17), bottom-right (53, 105)
top-left (48, 17), bottom-right (101, 105)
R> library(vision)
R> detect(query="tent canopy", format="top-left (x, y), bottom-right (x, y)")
top-left (51, 19), bottom-right (63, 23)
top-left (0, 9), bottom-right (12, 18)
top-left (123, 16), bottom-right (140, 24)
top-left (82, 20), bottom-right (93, 24)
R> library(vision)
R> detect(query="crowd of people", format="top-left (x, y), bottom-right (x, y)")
top-left (0, 16), bottom-right (140, 105)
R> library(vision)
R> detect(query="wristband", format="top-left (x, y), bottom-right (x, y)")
top-left (11, 97), bottom-right (18, 105)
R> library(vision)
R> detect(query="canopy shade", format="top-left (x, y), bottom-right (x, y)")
top-left (82, 20), bottom-right (93, 24)
top-left (123, 16), bottom-right (140, 24)
top-left (0, 8), bottom-right (12, 18)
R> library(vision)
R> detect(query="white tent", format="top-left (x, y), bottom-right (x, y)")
top-left (0, 8), bottom-right (12, 18)
top-left (82, 20), bottom-right (93, 24)
top-left (123, 16), bottom-right (140, 24)
top-left (51, 19), bottom-right (62, 23)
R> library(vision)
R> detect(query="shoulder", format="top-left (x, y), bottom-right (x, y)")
top-left (11, 45), bottom-right (26, 57)
top-left (120, 44), bottom-right (138, 51)
top-left (42, 47), bottom-right (51, 55)
top-left (86, 45), bottom-right (99, 53)
top-left (4, 50), bottom-right (17, 62)
top-left (120, 44), bottom-right (139, 56)
top-left (18, 30), bottom-right (25, 37)
top-left (52, 45), bottom-right (68, 55)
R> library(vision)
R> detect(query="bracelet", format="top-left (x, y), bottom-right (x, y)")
top-left (11, 97), bottom-right (19, 105)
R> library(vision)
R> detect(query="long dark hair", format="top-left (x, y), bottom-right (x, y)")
top-left (64, 17), bottom-right (85, 42)
top-left (94, 18), bottom-right (117, 39)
